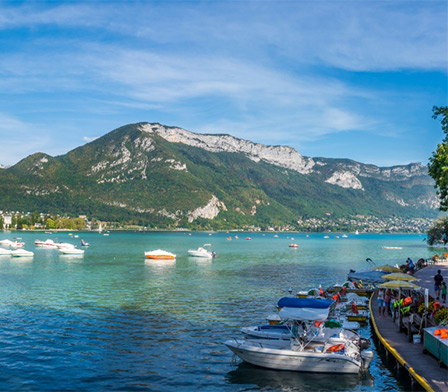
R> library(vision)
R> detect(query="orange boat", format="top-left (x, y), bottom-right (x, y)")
top-left (144, 249), bottom-right (176, 259)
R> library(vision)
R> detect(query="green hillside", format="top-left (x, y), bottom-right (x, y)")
top-left (0, 123), bottom-right (438, 231)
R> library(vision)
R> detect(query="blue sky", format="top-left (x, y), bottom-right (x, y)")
top-left (0, 0), bottom-right (446, 167)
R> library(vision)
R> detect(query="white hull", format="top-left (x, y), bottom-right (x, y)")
top-left (187, 247), bottom-right (214, 258)
top-left (187, 250), bottom-right (212, 258)
top-left (225, 340), bottom-right (363, 374)
top-left (11, 249), bottom-right (34, 257)
top-left (59, 248), bottom-right (84, 255)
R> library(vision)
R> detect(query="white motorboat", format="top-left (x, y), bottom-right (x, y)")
top-left (225, 337), bottom-right (373, 374)
top-left (0, 239), bottom-right (13, 247)
top-left (10, 241), bottom-right (25, 248)
top-left (34, 239), bottom-right (57, 248)
top-left (55, 242), bottom-right (76, 249)
top-left (226, 297), bottom-right (373, 374)
top-left (145, 249), bottom-right (176, 260)
top-left (187, 246), bottom-right (215, 258)
top-left (59, 247), bottom-right (84, 255)
top-left (11, 249), bottom-right (34, 257)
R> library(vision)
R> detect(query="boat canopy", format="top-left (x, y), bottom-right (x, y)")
top-left (277, 297), bottom-right (334, 309)
top-left (278, 306), bottom-right (331, 321)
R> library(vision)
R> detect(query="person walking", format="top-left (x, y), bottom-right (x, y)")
top-left (434, 269), bottom-right (444, 300)
top-left (384, 289), bottom-right (392, 316)
top-left (377, 288), bottom-right (385, 317)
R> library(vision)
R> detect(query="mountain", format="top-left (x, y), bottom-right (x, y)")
top-left (0, 122), bottom-right (438, 231)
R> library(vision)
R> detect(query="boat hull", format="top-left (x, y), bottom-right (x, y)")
top-left (145, 255), bottom-right (175, 259)
top-left (225, 340), bottom-right (361, 374)
top-left (187, 251), bottom-right (212, 258)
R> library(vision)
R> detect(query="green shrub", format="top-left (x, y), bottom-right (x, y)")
top-left (434, 307), bottom-right (448, 325)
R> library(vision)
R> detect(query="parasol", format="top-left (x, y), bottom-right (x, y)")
top-left (378, 280), bottom-right (421, 289)
top-left (381, 273), bottom-right (418, 281)
top-left (373, 264), bottom-right (401, 273)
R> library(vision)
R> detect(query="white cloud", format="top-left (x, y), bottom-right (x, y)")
top-left (83, 136), bottom-right (99, 142)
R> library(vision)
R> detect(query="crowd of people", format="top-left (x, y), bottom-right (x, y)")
top-left (376, 261), bottom-right (446, 317)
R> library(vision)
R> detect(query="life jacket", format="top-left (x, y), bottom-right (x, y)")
top-left (351, 302), bottom-right (359, 314)
top-left (401, 305), bottom-right (411, 315)
top-left (435, 328), bottom-right (448, 339)
top-left (319, 288), bottom-right (325, 297)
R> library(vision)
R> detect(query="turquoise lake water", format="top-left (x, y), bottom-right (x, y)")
top-left (0, 231), bottom-right (436, 391)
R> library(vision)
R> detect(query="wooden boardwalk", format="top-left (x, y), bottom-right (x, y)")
top-left (370, 264), bottom-right (448, 392)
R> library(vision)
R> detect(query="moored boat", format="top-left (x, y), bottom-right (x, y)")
top-left (145, 249), bottom-right (176, 260)
top-left (0, 239), bottom-right (13, 247)
top-left (187, 246), bottom-right (215, 258)
top-left (225, 338), bottom-right (373, 374)
top-left (226, 297), bottom-right (373, 374)
top-left (35, 239), bottom-right (57, 248)
top-left (10, 241), bottom-right (25, 248)
top-left (11, 249), bottom-right (34, 257)
top-left (59, 247), bottom-right (84, 255)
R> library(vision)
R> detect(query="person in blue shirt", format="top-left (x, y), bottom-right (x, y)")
top-left (406, 258), bottom-right (414, 275)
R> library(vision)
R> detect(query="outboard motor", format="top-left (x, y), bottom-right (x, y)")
top-left (358, 338), bottom-right (371, 350)
top-left (361, 350), bottom-right (374, 369)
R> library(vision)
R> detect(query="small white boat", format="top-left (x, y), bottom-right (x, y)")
top-left (289, 243), bottom-right (299, 248)
top-left (0, 239), bottom-right (13, 247)
top-left (81, 240), bottom-right (90, 247)
top-left (145, 249), bottom-right (176, 260)
top-left (35, 239), bottom-right (57, 248)
top-left (10, 241), bottom-right (25, 248)
top-left (59, 247), bottom-right (84, 255)
top-left (187, 246), bottom-right (215, 258)
top-left (55, 242), bottom-right (76, 249)
top-left (11, 249), bottom-right (34, 257)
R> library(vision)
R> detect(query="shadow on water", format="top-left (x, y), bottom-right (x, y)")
top-left (225, 362), bottom-right (374, 392)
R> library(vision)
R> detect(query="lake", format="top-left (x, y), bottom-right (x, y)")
top-left (0, 231), bottom-right (436, 391)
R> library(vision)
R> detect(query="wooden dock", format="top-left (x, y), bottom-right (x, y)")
top-left (370, 263), bottom-right (448, 392)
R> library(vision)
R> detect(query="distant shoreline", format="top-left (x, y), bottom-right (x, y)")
top-left (0, 228), bottom-right (430, 235)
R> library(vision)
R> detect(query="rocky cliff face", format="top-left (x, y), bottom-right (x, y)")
top-left (140, 123), bottom-right (316, 174)
top-left (140, 123), bottom-right (430, 192)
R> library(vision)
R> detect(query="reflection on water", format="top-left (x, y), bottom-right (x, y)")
top-left (226, 362), bottom-right (374, 391)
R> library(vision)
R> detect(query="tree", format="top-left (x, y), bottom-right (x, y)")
top-left (428, 106), bottom-right (448, 210)
top-left (427, 216), bottom-right (448, 245)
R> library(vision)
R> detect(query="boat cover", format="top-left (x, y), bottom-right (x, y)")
top-left (278, 306), bottom-right (331, 321)
top-left (347, 269), bottom-right (388, 284)
top-left (277, 297), bottom-right (334, 309)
